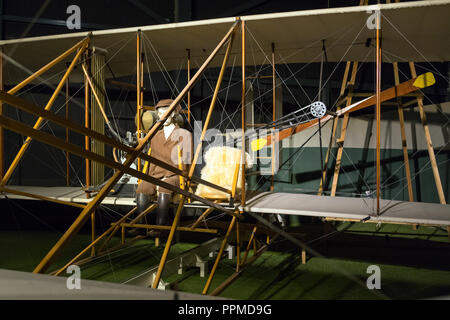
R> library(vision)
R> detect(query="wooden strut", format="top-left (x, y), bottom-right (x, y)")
top-left (235, 20), bottom-right (245, 277)
top-left (203, 216), bottom-right (237, 295)
top-left (202, 157), bottom-right (245, 292)
top-left (393, 61), bottom-right (416, 229)
top-left (241, 19), bottom-right (246, 208)
top-left (137, 30), bottom-right (143, 172)
top-left (330, 61), bottom-right (359, 196)
top-left (271, 42), bottom-right (276, 191)
top-left (65, 76), bottom-right (70, 186)
top-left (236, 220), bottom-right (241, 271)
top-left (241, 225), bottom-right (258, 265)
top-left (31, 21), bottom-right (240, 274)
top-left (318, 0), bottom-right (367, 195)
top-left (84, 50), bottom-right (91, 196)
top-left (90, 210), bottom-right (96, 257)
top-left (376, 16), bottom-right (381, 214)
top-left (392, 62), bottom-right (414, 202)
top-left (409, 62), bottom-right (446, 205)
top-left (0, 37), bottom-right (90, 188)
top-left (0, 47), bottom-right (3, 180)
top-left (151, 26), bottom-right (238, 289)
top-left (0, 91), bottom-right (231, 197)
top-left (81, 64), bottom-right (110, 125)
top-left (318, 61), bottom-right (350, 195)
top-left (187, 49), bottom-right (191, 124)
top-left (391, 0), bottom-right (431, 206)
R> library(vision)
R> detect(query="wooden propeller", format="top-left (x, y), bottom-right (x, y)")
top-left (251, 72), bottom-right (435, 151)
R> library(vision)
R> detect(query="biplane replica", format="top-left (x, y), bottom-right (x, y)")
top-left (0, 0), bottom-right (449, 296)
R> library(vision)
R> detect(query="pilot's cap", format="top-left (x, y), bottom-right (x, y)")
top-left (155, 99), bottom-right (181, 113)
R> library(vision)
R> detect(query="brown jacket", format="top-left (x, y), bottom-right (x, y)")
top-left (136, 127), bottom-right (193, 195)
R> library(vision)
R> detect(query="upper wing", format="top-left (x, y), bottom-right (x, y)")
top-left (0, 1), bottom-right (449, 85)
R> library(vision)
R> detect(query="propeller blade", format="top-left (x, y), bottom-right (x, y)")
top-left (251, 138), bottom-right (267, 151)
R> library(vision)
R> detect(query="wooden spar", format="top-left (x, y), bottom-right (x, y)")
top-left (271, 42), bottom-right (276, 191)
top-left (0, 40), bottom-right (89, 188)
top-left (90, 210), bottom-right (96, 257)
top-left (0, 90), bottom-right (231, 196)
top-left (262, 72), bottom-right (435, 147)
top-left (187, 49), bottom-right (191, 124)
top-left (31, 21), bottom-right (240, 274)
top-left (241, 19), bottom-right (246, 207)
top-left (151, 27), bottom-right (238, 289)
top-left (318, 0), bottom-right (366, 197)
top-left (376, 17), bottom-right (381, 214)
top-left (236, 220), bottom-right (240, 272)
top-left (241, 225), bottom-right (258, 265)
top-left (409, 63), bottom-right (446, 205)
top-left (392, 62), bottom-right (414, 202)
top-left (84, 50), bottom-right (91, 195)
top-left (140, 40), bottom-right (144, 122)
top-left (240, 22), bottom-right (247, 268)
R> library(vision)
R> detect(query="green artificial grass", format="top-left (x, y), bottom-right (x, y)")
top-left (0, 224), bottom-right (449, 300)
top-left (343, 222), bottom-right (450, 243)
